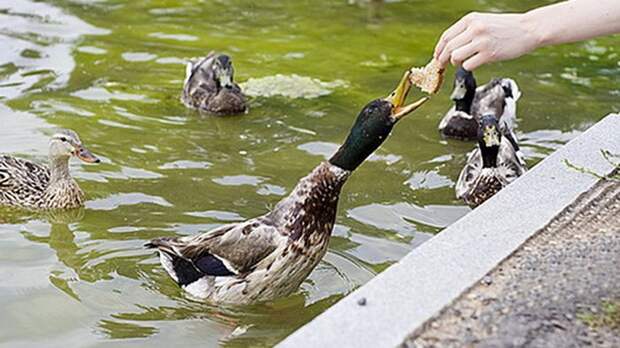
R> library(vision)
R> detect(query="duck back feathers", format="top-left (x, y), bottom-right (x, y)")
top-left (455, 136), bottom-right (526, 207)
top-left (181, 52), bottom-right (247, 115)
top-left (147, 162), bottom-right (350, 303)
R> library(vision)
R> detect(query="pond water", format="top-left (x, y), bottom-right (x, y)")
top-left (0, 0), bottom-right (618, 346)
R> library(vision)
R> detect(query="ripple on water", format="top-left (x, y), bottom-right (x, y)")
top-left (0, 0), bottom-right (108, 99)
top-left (302, 251), bottom-right (375, 304)
top-left (121, 52), bottom-right (157, 62)
top-left (256, 184), bottom-right (287, 196)
top-left (80, 166), bottom-right (163, 183)
top-left (76, 46), bottom-right (107, 55)
top-left (184, 210), bottom-right (244, 221)
top-left (158, 160), bottom-right (212, 170)
top-left (0, 104), bottom-right (51, 155)
top-left (212, 175), bottom-right (265, 186)
top-left (86, 193), bottom-right (173, 211)
top-left (332, 224), bottom-right (421, 265)
top-left (405, 170), bottom-right (454, 190)
top-left (348, 202), bottom-right (470, 236)
top-left (149, 32), bottom-right (198, 42)
top-left (520, 128), bottom-right (582, 158)
top-left (71, 86), bottom-right (156, 103)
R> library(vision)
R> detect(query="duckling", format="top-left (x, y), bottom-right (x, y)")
top-left (455, 115), bottom-right (526, 207)
top-left (0, 129), bottom-right (99, 209)
top-left (439, 67), bottom-right (521, 140)
top-left (181, 52), bottom-right (247, 115)
top-left (147, 72), bottom-right (429, 304)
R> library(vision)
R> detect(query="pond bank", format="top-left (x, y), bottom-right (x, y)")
top-left (277, 113), bottom-right (620, 348)
top-left (406, 175), bottom-right (619, 347)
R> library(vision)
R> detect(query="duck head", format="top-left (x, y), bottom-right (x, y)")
top-left (451, 67), bottom-right (476, 113)
top-left (49, 129), bottom-right (100, 163)
top-left (329, 71), bottom-right (429, 171)
top-left (212, 54), bottom-right (235, 89)
top-left (478, 115), bottom-right (501, 168)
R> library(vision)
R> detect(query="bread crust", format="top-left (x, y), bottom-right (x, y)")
top-left (409, 59), bottom-right (445, 94)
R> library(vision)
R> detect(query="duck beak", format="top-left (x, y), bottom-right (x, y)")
top-left (384, 70), bottom-right (430, 121)
top-left (483, 127), bottom-right (501, 147)
top-left (74, 146), bottom-right (100, 163)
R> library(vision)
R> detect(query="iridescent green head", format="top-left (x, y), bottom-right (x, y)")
top-left (330, 72), bottom-right (429, 171)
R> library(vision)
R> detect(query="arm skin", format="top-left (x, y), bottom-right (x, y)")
top-left (434, 0), bottom-right (620, 71)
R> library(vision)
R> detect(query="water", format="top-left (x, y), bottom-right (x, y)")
top-left (0, 0), bottom-right (618, 346)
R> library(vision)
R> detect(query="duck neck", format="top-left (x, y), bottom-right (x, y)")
top-left (49, 156), bottom-right (72, 184)
top-left (270, 162), bottom-right (350, 242)
top-left (455, 91), bottom-right (474, 113)
top-left (479, 143), bottom-right (499, 168)
top-left (328, 123), bottom-right (392, 172)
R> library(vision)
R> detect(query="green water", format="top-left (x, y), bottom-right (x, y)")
top-left (0, 0), bottom-right (618, 346)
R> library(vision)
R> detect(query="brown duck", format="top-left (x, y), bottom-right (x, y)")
top-left (147, 71), bottom-right (428, 304)
top-left (0, 129), bottom-right (99, 209)
top-left (181, 52), bottom-right (247, 115)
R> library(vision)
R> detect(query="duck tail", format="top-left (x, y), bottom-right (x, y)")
top-left (144, 237), bottom-right (186, 261)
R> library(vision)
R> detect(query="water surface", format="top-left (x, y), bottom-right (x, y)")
top-left (0, 0), bottom-right (618, 346)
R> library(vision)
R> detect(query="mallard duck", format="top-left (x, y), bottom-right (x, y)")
top-left (455, 115), bottom-right (526, 207)
top-left (439, 67), bottom-right (521, 140)
top-left (181, 52), bottom-right (247, 115)
top-left (0, 129), bottom-right (99, 209)
top-left (147, 71), bottom-right (428, 304)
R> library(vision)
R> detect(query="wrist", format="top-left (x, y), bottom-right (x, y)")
top-left (520, 9), bottom-right (551, 50)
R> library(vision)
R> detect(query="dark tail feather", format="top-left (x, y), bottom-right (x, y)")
top-left (145, 237), bottom-right (176, 249)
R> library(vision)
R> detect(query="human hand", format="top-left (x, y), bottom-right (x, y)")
top-left (434, 12), bottom-right (541, 71)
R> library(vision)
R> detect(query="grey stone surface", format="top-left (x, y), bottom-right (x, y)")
top-left (277, 114), bottom-right (620, 348)
top-left (406, 175), bottom-right (620, 347)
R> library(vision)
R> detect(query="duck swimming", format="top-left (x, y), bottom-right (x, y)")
top-left (455, 115), bottom-right (526, 207)
top-left (0, 129), bottom-right (100, 209)
top-left (147, 71), bottom-right (428, 304)
top-left (181, 52), bottom-right (247, 115)
top-left (439, 67), bottom-right (521, 140)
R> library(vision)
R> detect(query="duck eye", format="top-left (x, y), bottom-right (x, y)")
top-left (60, 137), bottom-right (67, 142)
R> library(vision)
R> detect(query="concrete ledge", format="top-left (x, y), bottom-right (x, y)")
top-left (277, 114), bottom-right (620, 348)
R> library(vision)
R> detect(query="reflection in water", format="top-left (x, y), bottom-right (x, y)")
top-left (348, 202), bottom-right (470, 235)
top-left (0, 0), bottom-right (108, 99)
top-left (0, 0), bottom-right (617, 346)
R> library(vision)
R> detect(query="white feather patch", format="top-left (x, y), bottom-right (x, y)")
top-left (159, 252), bottom-right (179, 282)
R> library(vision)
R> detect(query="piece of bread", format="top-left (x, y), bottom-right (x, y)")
top-left (409, 58), bottom-right (445, 94)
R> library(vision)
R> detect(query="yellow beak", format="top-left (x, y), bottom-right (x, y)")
top-left (384, 70), bottom-right (429, 121)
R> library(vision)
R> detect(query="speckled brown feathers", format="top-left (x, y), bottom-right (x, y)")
top-left (147, 162), bottom-right (349, 304)
top-left (456, 137), bottom-right (526, 207)
top-left (0, 155), bottom-right (84, 209)
top-left (181, 52), bottom-right (247, 115)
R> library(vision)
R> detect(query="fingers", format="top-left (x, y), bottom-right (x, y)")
top-left (434, 15), bottom-right (469, 62)
top-left (462, 52), bottom-right (489, 71)
top-left (450, 39), bottom-right (482, 66)
top-left (438, 28), bottom-right (474, 66)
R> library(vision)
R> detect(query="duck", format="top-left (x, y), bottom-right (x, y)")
top-left (455, 115), bottom-right (526, 207)
top-left (0, 129), bottom-right (100, 209)
top-left (147, 71), bottom-right (429, 304)
top-left (181, 52), bottom-right (247, 115)
top-left (439, 67), bottom-right (521, 140)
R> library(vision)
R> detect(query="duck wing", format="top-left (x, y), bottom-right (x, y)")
top-left (498, 137), bottom-right (527, 180)
top-left (0, 156), bottom-right (49, 204)
top-left (147, 216), bottom-right (286, 285)
top-left (182, 52), bottom-right (219, 107)
top-left (438, 106), bottom-right (478, 139)
top-left (472, 78), bottom-right (520, 124)
top-left (455, 148), bottom-right (482, 200)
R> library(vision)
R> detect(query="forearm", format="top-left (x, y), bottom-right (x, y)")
top-left (525, 0), bottom-right (620, 49)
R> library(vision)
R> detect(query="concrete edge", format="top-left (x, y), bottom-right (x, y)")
top-left (277, 113), bottom-right (620, 348)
